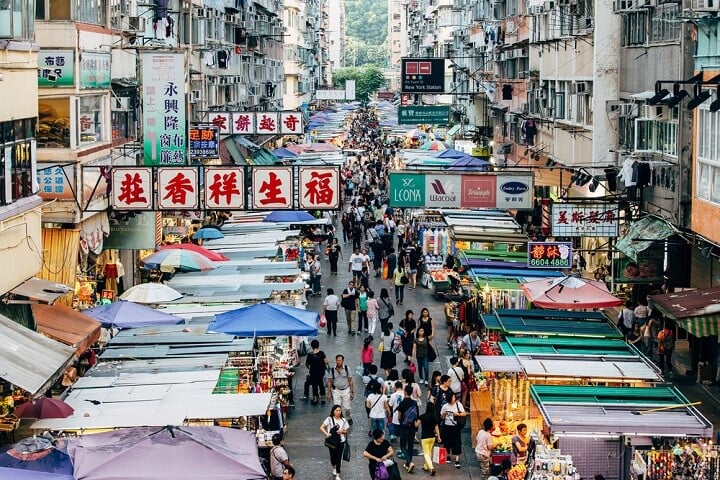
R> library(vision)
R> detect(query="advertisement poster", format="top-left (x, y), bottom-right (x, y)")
top-left (614, 247), bottom-right (665, 284)
top-left (38, 50), bottom-right (74, 87)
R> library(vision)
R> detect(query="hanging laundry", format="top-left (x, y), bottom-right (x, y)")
top-left (502, 84), bottom-right (513, 100)
top-left (217, 50), bottom-right (229, 69)
top-left (521, 119), bottom-right (537, 145)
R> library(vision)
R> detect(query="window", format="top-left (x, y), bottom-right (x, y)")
top-left (78, 95), bottom-right (105, 145)
top-left (650, 4), bottom-right (680, 43)
top-left (38, 98), bottom-right (71, 148)
top-left (697, 107), bottom-right (720, 205)
top-left (622, 11), bottom-right (647, 46)
top-left (0, 0), bottom-right (35, 40)
top-left (76, 0), bottom-right (107, 24)
top-left (0, 119), bottom-right (36, 206)
top-left (635, 119), bottom-right (678, 155)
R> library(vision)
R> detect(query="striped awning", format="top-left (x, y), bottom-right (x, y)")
top-left (679, 316), bottom-right (720, 337)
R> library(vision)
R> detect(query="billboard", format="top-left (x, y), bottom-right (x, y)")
top-left (401, 58), bottom-right (445, 93)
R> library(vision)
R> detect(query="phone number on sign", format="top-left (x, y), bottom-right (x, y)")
top-left (529, 258), bottom-right (571, 268)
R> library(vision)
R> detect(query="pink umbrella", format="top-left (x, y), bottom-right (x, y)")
top-left (14, 398), bottom-right (74, 419)
top-left (160, 244), bottom-right (229, 262)
top-left (521, 276), bottom-right (622, 310)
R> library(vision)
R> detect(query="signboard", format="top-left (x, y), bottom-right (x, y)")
top-left (104, 211), bottom-right (156, 250)
top-left (528, 242), bottom-right (573, 269)
top-left (388, 172), bottom-right (533, 210)
top-left (256, 112), bottom-right (279, 135)
top-left (345, 80), bottom-right (356, 101)
top-left (38, 50), bottom-right (74, 87)
top-left (398, 106), bottom-right (451, 125)
top-left (614, 246), bottom-right (665, 284)
top-left (551, 202), bottom-right (619, 237)
top-left (315, 89), bottom-right (347, 100)
top-left (401, 58), bottom-right (445, 93)
top-left (188, 125), bottom-right (219, 159)
top-left (298, 167), bottom-right (340, 210)
top-left (208, 111), bottom-right (303, 135)
top-left (38, 164), bottom-right (73, 200)
top-left (209, 112), bottom-right (231, 134)
top-left (280, 112), bottom-right (303, 134)
top-left (205, 167), bottom-right (245, 210)
top-left (80, 52), bottom-right (111, 89)
top-left (158, 167), bottom-right (199, 210)
top-left (252, 167), bottom-right (293, 210)
top-left (112, 167), bottom-right (153, 210)
top-left (142, 53), bottom-right (186, 165)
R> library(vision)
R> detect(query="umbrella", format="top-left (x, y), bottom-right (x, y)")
top-left (520, 276), bottom-right (622, 310)
top-left (14, 398), bottom-right (73, 419)
top-left (119, 283), bottom-right (183, 304)
top-left (271, 147), bottom-right (298, 158)
top-left (67, 426), bottom-right (266, 480)
top-left (208, 302), bottom-right (319, 337)
top-left (192, 227), bottom-right (225, 241)
top-left (263, 210), bottom-right (315, 223)
top-left (0, 467), bottom-right (73, 480)
top-left (83, 300), bottom-right (184, 328)
top-left (419, 140), bottom-right (450, 151)
top-left (0, 437), bottom-right (73, 476)
top-left (161, 244), bottom-right (229, 262)
top-left (141, 249), bottom-right (217, 273)
top-left (434, 148), bottom-right (471, 159)
top-left (446, 156), bottom-right (490, 171)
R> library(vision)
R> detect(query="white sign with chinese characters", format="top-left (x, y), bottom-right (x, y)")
top-left (255, 112), bottom-right (279, 135)
top-left (299, 167), bottom-right (340, 210)
top-left (280, 112), bottom-right (303, 134)
top-left (551, 202), bottom-right (619, 237)
top-left (205, 167), bottom-right (245, 209)
top-left (252, 167), bottom-right (293, 210)
top-left (158, 167), bottom-right (199, 210)
top-left (112, 167), bottom-right (153, 210)
top-left (231, 112), bottom-right (256, 135)
top-left (208, 112), bottom-right (232, 134)
top-left (208, 111), bottom-right (304, 135)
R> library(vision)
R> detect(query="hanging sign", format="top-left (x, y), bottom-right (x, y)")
top-left (298, 167), bottom-right (340, 210)
top-left (205, 167), bottom-right (245, 209)
top-left (252, 166), bottom-right (293, 209)
top-left (157, 167), bottom-right (199, 209)
top-left (551, 202), bottom-right (619, 237)
top-left (111, 167), bottom-right (153, 210)
top-left (527, 242), bottom-right (573, 269)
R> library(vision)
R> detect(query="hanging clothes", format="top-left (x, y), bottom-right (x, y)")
top-left (521, 119), bottom-right (537, 146)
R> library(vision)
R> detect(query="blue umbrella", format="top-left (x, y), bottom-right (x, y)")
top-left (263, 211), bottom-right (315, 223)
top-left (83, 300), bottom-right (184, 328)
top-left (0, 467), bottom-right (73, 480)
top-left (272, 147), bottom-right (298, 158)
top-left (434, 148), bottom-right (471, 159)
top-left (208, 302), bottom-right (319, 337)
top-left (0, 437), bottom-right (73, 476)
top-left (192, 228), bottom-right (225, 240)
top-left (447, 157), bottom-right (490, 170)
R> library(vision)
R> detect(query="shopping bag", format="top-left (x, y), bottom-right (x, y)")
top-left (409, 362), bottom-right (417, 375)
top-left (432, 446), bottom-right (447, 464)
top-left (342, 441), bottom-right (351, 461)
top-left (387, 460), bottom-right (402, 480)
top-left (382, 260), bottom-right (389, 280)
top-left (427, 344), bottom-right (437, 363)
top-left (375, 462), bottom-right (391, 480)
top-left (319, 314), bottom-right (327, 328)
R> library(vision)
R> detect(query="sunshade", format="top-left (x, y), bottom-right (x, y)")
top-left (272, 147), bottom-right (298, 158)
top-left (141, 249), bottom-right (217, 273)
top-left (649, 286), bottom-right (720, 337)
top-left (433, 148), bottom-right (470, 159)
top-left (119, 283), bottom-right (183, 304)
top-left (160, 244), bottom-right (229, 262)
top-left (521, 276), bottom-right (622, 309)
top-left (419, 140), bottom-right (450, 151)
top-left (83, 300), bottom-right (184, 328)
top-left (0, 437), bottom-right (73, 476)
top-left (31, 303), bottom-right (101, 355)
top-left (0, 468), bottom-right (73, 480)
top-left (208, 302), bottom-right (319, 337)
top-left (14, 398), bottom-right (74, 419)
top-left (404, 129), bottom-right (427, 139)
top-left (263, 210), bottom-right (315, 223)
top-left (67, 426), bottom-right (266, 480)
top-left (192, 228), bottom-right (225, 241)
top-left (446, 156), bottom-right (490, 170)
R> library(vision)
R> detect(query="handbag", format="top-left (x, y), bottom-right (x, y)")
top-left (400, 273), bottom-right (409, 285)
top-left (324, 419), bottom-right (341, 449)
top-left (342, 441), bottom-right (351, 461)
top-left (428, 344), bottom-right (437, 363)
top-left (375, 462), bottom-right (391, 480)
top-left (378, 341), bottom-right (385, 352)
top-left (409, 362), bottom-right (417, 374)
top-left (319, 314), bottom-right (327, 328)
top-left (454, 405), bottom-right (467, 429)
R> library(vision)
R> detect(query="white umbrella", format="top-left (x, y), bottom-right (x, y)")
top-left (119, 283), bottom-right (183, 304)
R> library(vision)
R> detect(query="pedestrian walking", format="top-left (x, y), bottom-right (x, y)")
top-left (379, 322), bottom-right (397, 375)
top-left (419, 402), bottom-right (440, 476)
top-left (327, 354), bottom-right (355, 424)
top-left (387, 380), bottom-right (404, 442)
top-left (447, 356), bottom-right (465, 399)
top-left (440, 391), bottom-right (466, 468)
top-left (618, 300), bottom-right (635, 337)
top-left (418, 307), bottom-right (435, 342)
top-left (397, 385), bottom-right (420, 473)
top-left (366, 290), bottom-right (379, 335)
top-left (308, 254), bottom-right (322, 297)
top-left (399, 310), bottom-right (416, 363)
top-left (377, 288), bottom-right (394, 333)
top-left (281, 466), bottom-right (295, 480)
top-left (349, 247), bottom-right (367, 284)
top-left (411, 327), bottom-right (430, 385)
top-left (341, 280), bottom-right (359, 335)
top-left (475, 418), bottom-right (495, 480)
top-left (363, 429), bottom-right (394, 480)
top-left (658, 321), bottom-right (676, 377)
top-left (357, 284), bottom-right (370, 333)
top-left (320, 405), bottom-right (350, 480)
top-left (328, 237), bottom-right (342, 275)
top-left (361, 335), bottom-right (375, 375)
top-left (365, 381), bottom-right (390, 436)
top-left (323, 288), bottom-right (340, 337)
top-left (341, 213), bottom-right (351, 244)
top-left (393, 264), bottom-right (407, 305)
top-left (269, 434), bottom-right (292, 480)
top-left (304, 339), bottom-right (328, 405)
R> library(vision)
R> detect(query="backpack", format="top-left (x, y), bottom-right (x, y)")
top-left (365, 376), bottom-right (381, 398)
top-left (401, 400), bottom-right (419, 428)
top-left (331, 365), bottom-right (350, 380)
top-left (392, 334), bottom-right (403, 354)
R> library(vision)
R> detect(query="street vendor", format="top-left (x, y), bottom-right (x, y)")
top-left (511, 423), bottom-right (530, 464)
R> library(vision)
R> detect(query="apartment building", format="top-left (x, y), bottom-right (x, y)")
top-left (327, 0), bottom-right (346, 74)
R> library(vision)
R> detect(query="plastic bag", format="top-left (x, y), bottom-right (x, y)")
top-left (319, 314), bottom-right (327, 328)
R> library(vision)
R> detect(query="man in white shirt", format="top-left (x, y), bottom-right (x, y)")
top-left (447, 357), bottom-right (464, 396)
top-left (348, 247), bottom-right (368, 283)
top-left (475, 418), bottom-right (495, 480)
top-left (323, 288), bottom-right (341, 336)
top-left (462, 330), bottom-right (482, 356)
top-left (387, 381), bottom-right (404, 442)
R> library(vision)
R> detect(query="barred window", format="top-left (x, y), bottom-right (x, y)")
top-left (650, 3), bottom-right (680, 43)
top-left (622, 11), bottom-right (647, 46)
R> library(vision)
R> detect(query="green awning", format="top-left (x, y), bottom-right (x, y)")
top-left (649, 286), bottom-right (720, 337)
top-left (681, 316), bottom-right (720, 337)
top-left (481, 309), bottom-right (621, 338)
top-left (615, 215), bottom-right (675, 261)
top-left (504, 336), bottom-right (636, 356)
top-left (250, 148), bottom-right (279, 165)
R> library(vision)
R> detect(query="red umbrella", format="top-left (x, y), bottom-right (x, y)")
top-left (14, 397), bottom-right (74, 419)
top-left (521, 276), bottom-right (622, 310)
top-left (160, 244), bottom-right (229, 262)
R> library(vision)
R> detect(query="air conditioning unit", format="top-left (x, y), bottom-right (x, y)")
top-left (641, 104), bottom-right (666, 120)
top-left (572, 81), bottom-right (592, 95)
top-left (692, 0), bottom-right (719, 10)
top-left (543, 0), bottom-right (556, 10)
top-left (111, 97), bottom-right (130, 111)
top-left (122, 16), bottom-right (145, 33)
top-left (614, 0), bottom-right (636, 10)
top-left (527, 4), bottom-right (545, 14)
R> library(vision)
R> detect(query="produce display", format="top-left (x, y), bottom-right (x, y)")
top-left (507, 462), bottom-right (527, 480)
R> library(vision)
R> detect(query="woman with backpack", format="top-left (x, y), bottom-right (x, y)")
top-left (440, 391), bottom-right (466, 469)
top-left (657, 321), bottom-right (675, 377)
top-left (379, 322), bottom-right (397, 375)
top-left (377, 288), bottom-right (394, 333)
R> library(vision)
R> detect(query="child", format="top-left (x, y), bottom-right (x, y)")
top-left (361, 335), bottom-right (375, 376)
top-left (359, 266), bottom-right (370, 289)
top-left (366, 290), bottom-right (380, 335)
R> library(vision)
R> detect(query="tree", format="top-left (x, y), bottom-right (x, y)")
top-left (333, 65), bottom-right (388, 103)
top-left (344, 0), bottom-right (388, 67)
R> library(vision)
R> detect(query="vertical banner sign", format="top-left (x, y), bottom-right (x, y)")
top-left (298, 167), bottom-right (340, 210)
top-left (157, 167), bottom-right (199, 209)
top-left (142, 53), bottom-right (186, 165)
top-left (252, 167), bottom-right (293, 210)
top-left (205, 167), bottom-right (245, 209)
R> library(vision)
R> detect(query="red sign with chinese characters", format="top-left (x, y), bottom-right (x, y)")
top-left (527, 242), bottom-right (573, 268)
top-left (231, 112), bottom-right (255, 134)
top-left (252, 167), bottom-right (293, 209)
top-left (298, 167), bottom-right (340, 210)
top-left (157, 167), bottom-right (199, 209)
top-left (111, 167), bottom-right (153, 210)
top-left (280, 112), bottom-right (303, 134)
top-left (256, 113), bottom-right (279, 135)
top-left (208, 112), bottom-right (232, 134)
top-left (205, 167), bottom-right (245, 209)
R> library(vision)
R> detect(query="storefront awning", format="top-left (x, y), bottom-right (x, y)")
top-left (9, 277), bottom-right (73, 304)
top-left (614, 215), bottom-right (676, 260)
top-left (649, 286), bottom-right (720, 337)
top-left (0, 313), bottom-right (76, 395)
top-left (480, 309), bottom-right (622, 338)
top-left (32, 303), bottom-right (102, 355)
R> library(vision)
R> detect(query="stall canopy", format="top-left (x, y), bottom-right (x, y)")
top-left (481, 309), bottom-right (622, 338)
top-left (0, 314), bottom-right (76, 395)
top-left (650, 286), bottom-right (720, 337)
top-left (67, 426), bottom-right (266, 480)
top-left (530, 384), bottom-right (713, 437)
top-left (500, 336), bottom-right (640, 357)
top-left (32, 303), bottom-right (101, 355)
top-left (208, 302), bottom-right (319, 337)
top-left (0, 468), bottom-right (73, 480)
top-left (83, 301), bottom-right (185, 329)
top-left (615, 215), bottom-right (675, 260)
top-left (521, 276), bottom-right (622, 310)
top-left (9, 277), bottom-right (73, 304)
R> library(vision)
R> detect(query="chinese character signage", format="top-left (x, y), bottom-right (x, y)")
top-left (80, 52), bottom-right (111, 89)
top-left (209, 112), bottom-right (231, 134)
top-left (188, 125), bottom-right (219, 159)
top-left (299, 167), bottom-right (340, 209)
top-left (37, 164), bottom-right (73, 200)
top-left (280, 112), bottom-right (303, 134)
top-left (256, 113), bottom-right (279, 135)
top-left (205, 167), bottom-right (245, 209)
top-left (232, 112), bottom-right (255, 134)
top-left (112, 167), bottom-right (153, 210)
top-left (388, 172), bottom-right (533, 210)
top-left (38, 50), bottom-right (74, 87)
top-left (401, 58), bottom-right (446, 93)
top-left (158, 167), bottom-right (198, 209)
top-left (142, 53), bottom-right (186, 165)
top-left (209, 111), bottom-right (304, 135)
top-left (252, 167), bottom-right (293, 209)
top-left (527, 242), bottom-right (573, 269)
top-left (398, 106), bottom-right (451, 125)
top-left (551, 202), bottom-right (619, 237)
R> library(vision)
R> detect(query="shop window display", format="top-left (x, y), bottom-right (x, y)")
top-left (38, 98), bottom-right (71, 148)
top-left (79, 96), bottom-right (104, 145)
